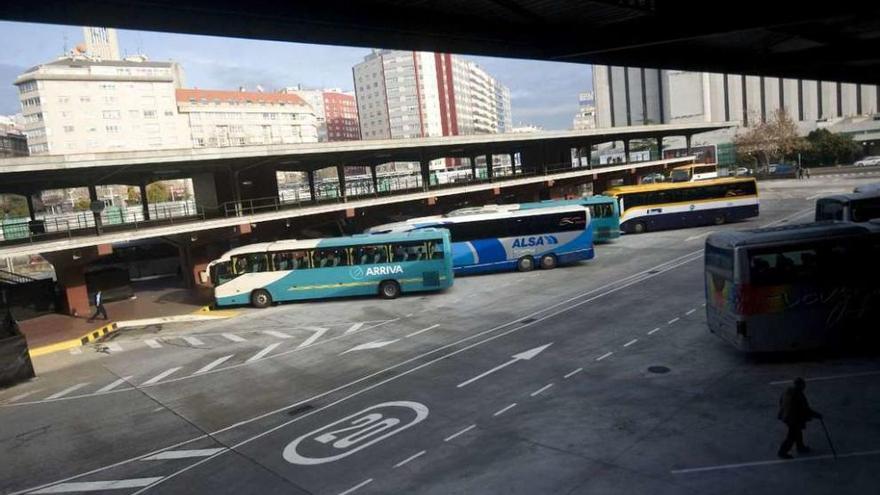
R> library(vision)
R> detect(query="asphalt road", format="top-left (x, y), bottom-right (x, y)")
top-left (2, 176), bottom-right (880, 495)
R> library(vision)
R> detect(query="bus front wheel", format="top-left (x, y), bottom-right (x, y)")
top-left (251, 289), bottom-right (273, 308)
top-left (713, 214), bottom-right (726, 225)
top-left (517, 256), bottom-right (535, 272)
top-left (632, 222), bottom-right (647, 234)
top-left (540, 254), bottom-right (558, 270)
top-left (379, 280), bottom-right (401, 299)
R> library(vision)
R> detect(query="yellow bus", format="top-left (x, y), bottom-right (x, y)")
top-left (604, 177), bottom-right (759, 234)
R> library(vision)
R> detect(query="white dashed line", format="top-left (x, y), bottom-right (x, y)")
top-left (297, 327), bottom-right (329, 349)
top-left (337, 478), bottom-right (373, 495)
top-left (623, 339), bottom-right (638, 348)
top-left (493, 403), bottom-right (517, 416)
top-left (393, 450), bottom-right (426, 468)
top-left (444, 424), bottom-right (476, 442)
top-left (405, 313), bottom-right (415, 317)
top-left (769, 370), bottom-right (880, 385)
top-left (45, 383), bottom-right (91, 400)
top-left (30, 477), bottom-right (165, 493)
top-left (246, 343), bottom-right (281, 363)
top-left (3, 389), bottom-right (43, 404)
top-left (648, 327), bottom-right (660, 335)
top-left (596, 352), bottom-right (613, 361)
top-left (406, 324), bottom-right (439, 338)
top-left (667, 317), bottom-right (680, 325)
top-left (563, 368), bottom-right (582, 379)
top-left (143, 339), bottom-right (162, 349)
top-left (69, 347), bottom-right (82, 355)
top-left (221, 333), bottom-right (246, 343)
top-left (141, 448), bottom-right (226, 461)
top-left (141, 368), bottom-right (181, 386)
top-left (701, 302), bottom-right (706, 307)
top-left (530, 383), bottom-right (554, 397)
top-left (671, 449), bottom-right (880, 474)
top-left (95, 377), bottom-right (133, 394)
top-left (685, 309), bottom-right (696, 316)
top-left (182, 337), bottom-right (205, 346)
top-left (104, 343), bottom-right (123, 352)
top-left (194, 355), bottom-right (234, 374)
top-left (344, 322), bottom-right (364, 335)
top-left (262, 331), bottom-right (291, 339)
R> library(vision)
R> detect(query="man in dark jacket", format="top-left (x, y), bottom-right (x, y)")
top-left (778, 377), bottom-right (822, 459)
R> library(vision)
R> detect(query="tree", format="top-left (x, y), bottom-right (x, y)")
top-left (801, 128), bottom-right (861, 167)
top-left (126, 186), bottom-right (140, 204)
top-left (146, 182), bottom-right (171, 203)
top-left (733, 109), bottom-right (804, 171)
top-left (0, 195), bottom-right (29, 219)
top-left (74, 197), bottom-right (91, 211)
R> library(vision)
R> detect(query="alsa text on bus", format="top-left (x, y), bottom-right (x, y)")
top-left (511, 235), bottom-right (559, 248)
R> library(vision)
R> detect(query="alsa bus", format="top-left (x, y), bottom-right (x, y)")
top-left (207, 229), bottom-right (453, 307)
top-left (705, 222), bottom-right (880, 352)
top-left (366, 203), bottom-right (593, 274)
top-left (604, 177), bottom-right (759, 234)
top-left (518, 196), bottom-right (620, 242)
top-left (669, 164), bottom-right (719, 182)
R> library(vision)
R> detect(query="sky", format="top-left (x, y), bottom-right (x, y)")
top-left (0, 21), bottom-right (592, 130)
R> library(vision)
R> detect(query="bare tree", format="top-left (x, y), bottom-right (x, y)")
top-left (734, 109), bottom-right (803, 171)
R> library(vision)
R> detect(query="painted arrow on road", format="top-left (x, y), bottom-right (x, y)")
top-left (340, 339), bottom-right (400, 355)
top-left (457, 343), bottom-right (553, 388)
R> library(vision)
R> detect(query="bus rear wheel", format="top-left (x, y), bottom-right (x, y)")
top-left (379, 280), bottom-right (401, 299)
top-left (632, 222), bottom-right (647, 234)
top-left (713, 214), bottom-right (726, 225)
top-left (517, 256), bottom-right (535, 272)
top-left (251, 289), bottom-right (272, 308)
top-left (540, 254), bottom-right (558, 270)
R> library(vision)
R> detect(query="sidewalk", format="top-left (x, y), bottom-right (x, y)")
top-left (19, 278), bottom-right (219, 355)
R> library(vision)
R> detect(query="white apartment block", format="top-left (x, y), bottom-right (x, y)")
top-left (283, 86), bottom-right (327, 141)
top-left (176, 89), bottom-right (318, 148)
top-left (14, 56), bottom-right (191, 155)
top-left (593, 65), bottom-right (879, 130)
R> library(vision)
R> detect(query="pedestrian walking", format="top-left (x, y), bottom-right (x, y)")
top-left (777, 377), bottom-right (822, 459)
top-left (88, 290), bottom-right (108, 322)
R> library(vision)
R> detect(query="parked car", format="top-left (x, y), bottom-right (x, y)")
top-left (639, 172), bottom-right (665, 184)
top-left (735, 166), bottom-right (752, 176)
top-left (854, 156), bottom-right (880, 167)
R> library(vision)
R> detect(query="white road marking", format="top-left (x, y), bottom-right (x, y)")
top-left (69, 347), bottom-right (82, 355)
top-left (405, 313), bottom-right (415, 317)
top-left (4, 389), bottom-right (43, 404)
top-left (406, 324), bottom-right (439, 338)
top-left (340, 339), bottom-right (400, 355)
top-left (806, 192), bottom-right (828, 200)
top-left (493, 403), bottom-right (518, 416)
top-left (297, 326), bottom-right (329, 349)
top-left (182, 336), bottom-right (205, 346)
top-left (457, 343), bottom-right (552, 388)
top-left (667, 317), bottom-right (680, 325)
top-left (222, 333), bottom-right (246, 343)
top-left (96, 377), bottom-right (133, 394)
top-left (648, 327), bottom-right (661, 335)
top-left (685, 308), bottom-right (696, 316)
top-left (596, 352), bottom-right (613, 361)
top-left (30, 478), bottom-right (165, 493)
top-left (104, 343), bottom-right (123, 352)
top-left (671, 449), bottom-right (880, 474)
top-left (769, 370), bottom-right (880, 385)
top-left (685, 231), bottom-right (715, 242)
top-left (194, 355), bottom-right (234, 374)
top-left (45, 383), bottom-right (91, 400)
top-left (143, 339), bottom-right (162, 349)
top-left (393, 450), bottom-right (427, 468)
top-left (444, 424), bottom-right (477, 442)
top-left (141, 448), bottom-right (226, 461)
top-left (337, 478), bottom-right (373, 495)
top-left (530, 383), bottom-right (554, 397)
top-left (141, 367), bottom-right (181, 386)
top-left (262, 330), bottom-right (292, 339)
top-left (701, 302), bottom-right (706, 307)
top-left (623, 339), bottom-right (638, 347)
top-left (246, 343), bottom-right (281, 363)
top-left (14, 250), bottom-right (706, 493)
top-left (563, 368), bottom-right (583, 379)
top-left (344, 322), bottom-right (364, 334)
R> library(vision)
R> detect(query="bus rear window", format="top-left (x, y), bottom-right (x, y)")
top-left (705, 244), bottom-right (733, 274)
top-left (747, 248), bottom-right (818, 285)
top-left (815, 200), bottom-right (844, 221)
top-left (850, 198), bottom-right (880, 222)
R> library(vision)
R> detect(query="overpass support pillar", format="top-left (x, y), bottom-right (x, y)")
top-left (139, 182), bottom-right (151, 221)
top-left (25, 193), bottom-right (36, 222)
top-left (370, 165), bottom-right (379, 194)
top-left (87, 185), bottom-right (103, 235)
top-left (43, 250), bottom-right (104, 318)
top-left (486, 154), bottom-right (494, 181)
top-left (307, 170), bottom-right (317, 203)
top-left (685, 134), bottom-right (692, 154)
top-left (624, 140), bottom-right (631, 164)
top-left (419, 158), bottom-right (430, 191)
top-left (470, 156), bottom-right (478, 181)
top-left (336, 165), bottom-right (347, 201)
top-left (585, 145), bottom-right (593, 168)
top-left (657, 136), bottom-right (664, 161)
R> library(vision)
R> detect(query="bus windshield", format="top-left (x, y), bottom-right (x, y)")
top-left (851, 197), bottom-right (880, 222)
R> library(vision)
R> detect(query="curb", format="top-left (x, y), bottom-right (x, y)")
top-left (28, 321), bottom-right (119, 358)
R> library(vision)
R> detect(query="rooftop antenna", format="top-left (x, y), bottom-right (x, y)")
top-left (62, 33), bottom-right (68, 55)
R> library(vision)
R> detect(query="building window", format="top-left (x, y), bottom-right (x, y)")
top-left (100, 83), bottom-right (116, 90)
top-left (63, 125), bottom-right (75, 133)
top-left (103, 110), bottom-right (121, 119)
top-left (105, 125), bottom-right (120, 133)
top-left (80, 96), bottom-right (91, 103)
top-left (164, 110), bottom-right (174, 117)
top-left (18, 81), bottom-right (38, 94)
top-left (143, 110), bottom-right (157, 119)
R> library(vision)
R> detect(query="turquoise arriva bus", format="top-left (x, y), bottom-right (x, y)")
top-left (207, 229), bottom-right (453, 307)
top-left (518, 196), bottom-right (620, 241)
top-left (366, 203), bottom-right (593, 275)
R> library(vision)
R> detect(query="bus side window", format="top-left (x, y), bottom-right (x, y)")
top-left (314, 248), bottom-right (347, 268)
top-left (428, 240), bottom-right (444, 259)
